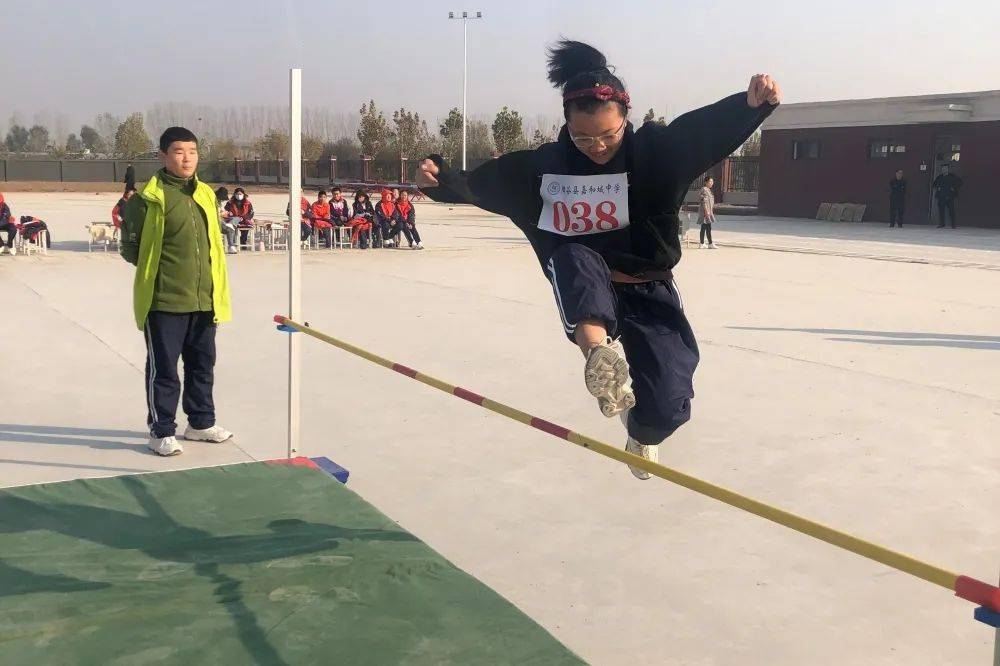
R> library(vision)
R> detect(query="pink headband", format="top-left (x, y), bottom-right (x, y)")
top-left (563, 84), bottom-right (631, 109)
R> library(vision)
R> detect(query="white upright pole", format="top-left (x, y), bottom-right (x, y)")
top-left (461, 18), bottom-right (468, 171)
top-left (287, 68), bottom-right (302, 458)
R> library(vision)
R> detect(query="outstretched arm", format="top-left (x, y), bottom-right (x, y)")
top-left (416, 152), bottom-right (537, 219)
top-left (652, 74), bottom-right (781, 185)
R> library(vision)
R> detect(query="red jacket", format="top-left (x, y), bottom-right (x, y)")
top-left (396, 199), bottom-right (415, 226)
top-left (0, 193), bottom-right (11, 224)
top-left (310, 201), bottom-right (331, 223)
top-left (112, 197), bottom-right (127, 227)
top-left (225, 198), bottom-right (254, 225)
top-left (300, 197), bottom-right (312, 224)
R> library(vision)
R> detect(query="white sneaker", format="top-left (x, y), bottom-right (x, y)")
top-left (182, 424), bottom-right (233, 443)
top-left (415, 242), bottom-right (424, 250)
top-left (384, 239), bottom-right (395, 248)
top-left (709, 243), bottom-right (718, 249)
top-left (228, 245), bottom-right (237, 254)
top-left (625, 437), bottom-right (657, 480)
top-left (148, 435), bottom-right (183, 456)
top-left (9, 246), bottom-right (16, 256)
top-left (584, 337), bottom-right (636, 418)
top-left (699, 243), bottom-right (708, 249)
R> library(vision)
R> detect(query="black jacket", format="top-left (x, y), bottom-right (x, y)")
top-left (425, 92), bottom-right (773, 276)
top-left (329, 198), bottom-right (351, 222)
top-left (889, 178), bottom-right (906, 204)
top-left (374, 201), bottom-right (400, 228)
top-left (353, 199), bottom-right (374, 221)
top-left (932, 173), bottom-right (962, 201)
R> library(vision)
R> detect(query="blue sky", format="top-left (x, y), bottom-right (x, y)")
top-left (2, 0), bottom-right (998, 137)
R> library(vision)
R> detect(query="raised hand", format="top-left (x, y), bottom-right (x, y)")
top-left (747, 74), bottom-right (782, 108)
top-left (416, 159), bottom-right (440, 188)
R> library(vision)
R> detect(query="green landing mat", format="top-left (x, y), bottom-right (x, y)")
top-left (0, 462), bottom-right (583, 665)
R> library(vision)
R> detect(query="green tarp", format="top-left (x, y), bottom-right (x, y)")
top-left (0, 462), bottom-right (583, 665)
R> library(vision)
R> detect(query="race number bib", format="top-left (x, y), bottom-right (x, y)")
top-left (538, 173), bottom-right (630, 236)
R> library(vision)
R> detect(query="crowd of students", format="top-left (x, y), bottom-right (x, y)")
top-left (292, 186), bottom-right (424, 251)
top-left (0, 184), bottom-right (426, 259)
top-left (207, 185), bottom-right (424, 253)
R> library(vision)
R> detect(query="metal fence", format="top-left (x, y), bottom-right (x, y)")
top-left (1, 155), bottom-right (760, 194)
top-left (0, 157), bottom-right (487, 188)
top-left (685, 156), bottom-right (760, 196)
top-left (2, 159), bottom-right (163, 183)
top-left (726, 156), bottom-right (759, 192)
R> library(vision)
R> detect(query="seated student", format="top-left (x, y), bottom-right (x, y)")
top-left (0, 192), bottom-right (15, 255)
top-left (395, 189), bottom-right (424, 250)
top-left (310, 190), bottom-right (334, 248)
top-left (112, 188), bottom-right (137, 230)
top-left (17, 215), bottom-right (51, 249)
top-left (373, 188), bottom-right (401, 248)
top-left (225, 187), bottom-right (255, 246)
top-left (215, 186), bottom-right (238, 253)
top-left (328, 187), bottom-right (351, 227)
top-left (351, 189), bottom-right (375, 248)
top-left (286, 195), bottom-right (314, 245)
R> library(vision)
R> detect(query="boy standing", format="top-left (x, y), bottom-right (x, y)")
top-left (120, 127), bottom-right (234, 456)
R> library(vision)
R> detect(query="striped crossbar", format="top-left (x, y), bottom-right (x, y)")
top-left (273, 314), bottom-right (999, 613)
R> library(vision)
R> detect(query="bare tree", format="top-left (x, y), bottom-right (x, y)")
top-left (65, 133), bottom-right (84, 153)
top-left (95, 113), bottom-right (122, 155)
top-left (27, 125), bottom-right (51, 152)
top-left (739, 129), bottom-right (761, 157)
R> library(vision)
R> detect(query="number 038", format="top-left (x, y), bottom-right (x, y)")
top-left (552, 200), bottom-right (620, 233)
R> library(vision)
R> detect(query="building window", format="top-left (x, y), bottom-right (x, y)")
top-left (792, 139), bottom-right (820, 160)
top-left (869, 140), bottom-right (907, 158)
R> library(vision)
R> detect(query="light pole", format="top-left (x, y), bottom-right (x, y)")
top-left (448, 10), bottom-right (482, 170)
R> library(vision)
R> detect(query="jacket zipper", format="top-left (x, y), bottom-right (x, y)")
top-left (188, 198), bottom-right (205, 310)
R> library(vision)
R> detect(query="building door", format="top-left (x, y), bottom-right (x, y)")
top-left (929, 136), bottom-right (961, 225)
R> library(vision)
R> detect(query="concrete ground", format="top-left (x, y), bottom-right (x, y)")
top-left (2, 191), bottom-right (998, 665)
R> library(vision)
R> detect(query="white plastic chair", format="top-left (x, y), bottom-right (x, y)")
top-left (87, 222), bottom-right (117, 252)
top-left (17, 226), bottom-right (48, 256)
top-left (333, 225), bottom-right (352, 249)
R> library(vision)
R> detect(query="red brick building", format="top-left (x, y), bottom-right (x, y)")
top-left (759, 90), bottom-right (1000, 228)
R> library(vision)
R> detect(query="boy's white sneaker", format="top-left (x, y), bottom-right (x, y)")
top-left (148, 436), bottom-right (183, 457)
top-left (182, 425), bottom-right (233, 443)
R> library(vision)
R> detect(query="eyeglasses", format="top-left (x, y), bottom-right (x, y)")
top-left (568, 118), bottom-right (627, 150)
